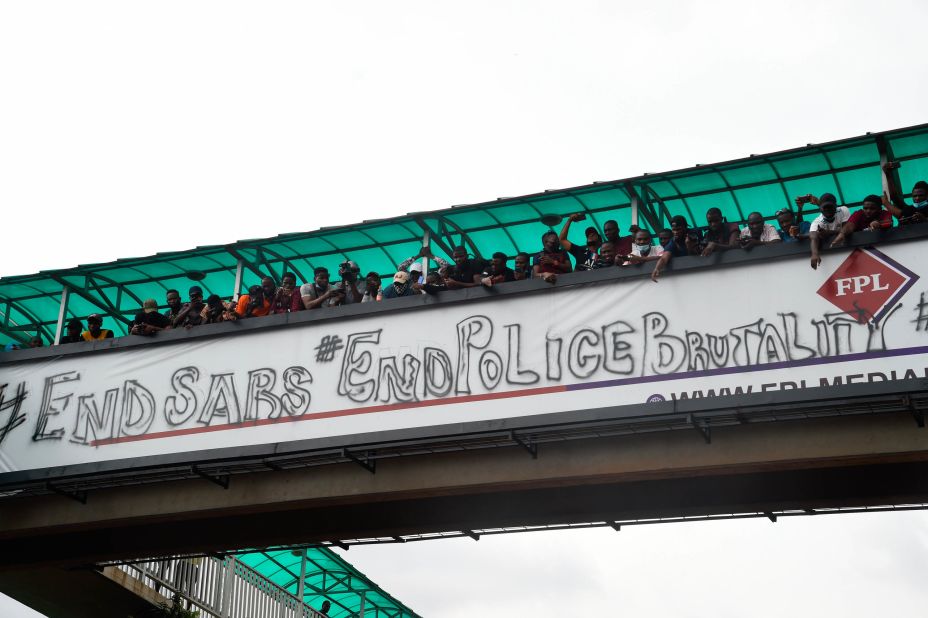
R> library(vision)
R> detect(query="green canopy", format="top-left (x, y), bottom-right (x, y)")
top-left (2, 123), bottom-right (927, 347)
top-left (236, 547), bottom-right (420, 618)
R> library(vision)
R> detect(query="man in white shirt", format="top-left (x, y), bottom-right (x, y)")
top-left (806, 193), bottom-right (850, 270)
top-left (740, 211), bottom-right (783, 249)
top-left (623, 229), bottom-right (669, 282)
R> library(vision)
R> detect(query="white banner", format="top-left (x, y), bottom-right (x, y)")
top-left (2, 241), bottom-right (928, 475)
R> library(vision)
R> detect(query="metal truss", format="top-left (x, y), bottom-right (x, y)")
top-left (4, 387), bottom-right (927, 503)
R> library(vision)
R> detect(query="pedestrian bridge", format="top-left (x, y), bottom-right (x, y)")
top-left (2, 124), bottom-right (928, 618)
top-left (3, 227), bottom-right (928, 571)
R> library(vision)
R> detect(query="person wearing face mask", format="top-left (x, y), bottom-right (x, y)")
top-left (623, 229), bottom-right (664, 264)
top-left (881, 161), bottom-right (928, 224)
top-left (623, 229), bottom-right (670, 282)
top-left (806, 193), bottom-right (850, 270)
top-left (378, 270), bottom-right (419, 300)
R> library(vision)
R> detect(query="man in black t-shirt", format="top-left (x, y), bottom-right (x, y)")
top-left (444, 246), bottom-right (484, 289)
top-left (59, 318), bottom-right (84, 344)
top-left (693, 207), bottom-right (739, 256)
top-left (558, 213), bottom-right (601, 270)
top-left (131, 299), bottom-right (172, 336)
top-left (479, 252), bottom-right (516, 286)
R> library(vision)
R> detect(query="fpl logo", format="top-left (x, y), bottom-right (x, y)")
top-left (817, 248), bottom-right (918, 324)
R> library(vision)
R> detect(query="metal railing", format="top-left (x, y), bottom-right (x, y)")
top-left (116, 555), bottom-right (327, 618)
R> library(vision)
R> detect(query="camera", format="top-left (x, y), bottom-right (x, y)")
top-left (339, 261), bottom-right (359, 282)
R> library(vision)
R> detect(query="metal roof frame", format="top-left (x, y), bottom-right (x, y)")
top-left (1, 122), bottom-right (926, 346)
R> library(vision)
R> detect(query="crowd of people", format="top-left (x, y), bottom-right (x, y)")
top-left (6, 169), bottom-right (927, 350)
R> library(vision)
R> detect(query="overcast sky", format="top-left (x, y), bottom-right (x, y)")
top-left (2, 1), bottom-right (928, 616)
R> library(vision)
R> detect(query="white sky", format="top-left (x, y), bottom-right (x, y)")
top-left (2, 0), bottom-right (928, 616)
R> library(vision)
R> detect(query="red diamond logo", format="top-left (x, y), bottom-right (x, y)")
top-left (817, 248), bottom-right (919, 324)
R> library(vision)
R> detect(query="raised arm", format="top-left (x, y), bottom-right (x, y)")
top-left (882, 161), bottom-right (910, 218)
top-left (558, 213), bottom-right (583, 252)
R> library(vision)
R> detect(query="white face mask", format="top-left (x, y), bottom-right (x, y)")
top-left (915, 199), bottom-right (928, 209)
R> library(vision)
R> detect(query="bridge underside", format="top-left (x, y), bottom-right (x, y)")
top-left (2, 382), bottom-right (928, 570)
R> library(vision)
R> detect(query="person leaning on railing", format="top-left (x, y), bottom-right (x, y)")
top-left (603, 218), bottom-right (637, 257)
top-left (829, 194), bottom-right (893, 249)
top-left (739, 212), bottom-right (782, 250)
top-left (805, 193), bottom-right (850, 270)
top-left (130, 299), bottom-right (172, 336)
top-left (622, 229), bottom-right (669, 283)
top-left (59, 318), bottom-right (84, 344)
top-left (775, 207), bottom-right (810, 242)
top-left (533, 231), bottom-right (572, 284)
top-left (335, 261), bottom-right (363, 304)
top-left (693, 207), bottom-right (740, 256)
top-left (662, 215), bottom-right (696, 258)
top-left (300, 267), bottom-right (345, 309)
top-left (513, 252), bottom-right (532, 280)
top-left (164, 289), bottom-right (183, 325)
top-left (267, 273), bottom-right (302, 313)
top-left (443, 246), bottom-right (485, 289)
top-left (82, 313), bottom-right (114, 341)
top-left (361, 271), bottom-right (382, 302)
top-left (201, 294), bottom-right (238, 324)
top-left (378, 271), bottom-right (418, 300)
top-left (478, 252), bottom-right (516, 287)
top-left (237, 285), bottom-right (272, 317)
top-left (171, 286), bottom-right (205, 328)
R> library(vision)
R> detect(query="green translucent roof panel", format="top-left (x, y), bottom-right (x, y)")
top-left (236, 547), bottom-right (420, 618)
top-left (2, 123), bottom-right (927, 347)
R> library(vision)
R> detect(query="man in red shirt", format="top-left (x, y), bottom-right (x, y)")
top-left (831, 195), bottom-right (893, 247)
top-left (266, 273), bottom-right (302, 314)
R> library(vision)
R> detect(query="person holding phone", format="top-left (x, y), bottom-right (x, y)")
top-left (300, 267), bottom-right (345, 309)
top-left (558, 212), bottom-right (602, 271)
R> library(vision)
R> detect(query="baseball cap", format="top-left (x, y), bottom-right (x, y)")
top-left (393, 271), bottom-right (410, 283)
